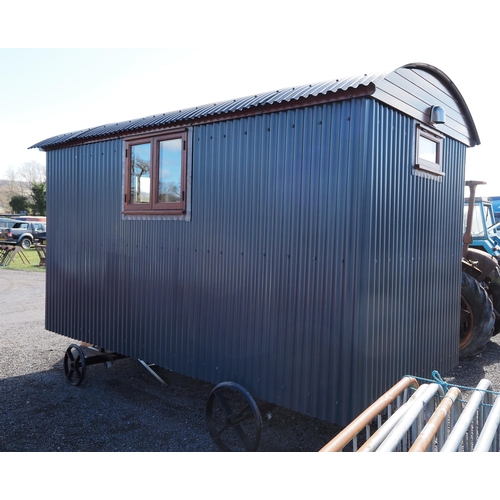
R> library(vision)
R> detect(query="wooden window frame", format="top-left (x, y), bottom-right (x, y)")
top-left (123, 129), bottom-right (188, 215)
top-left (415, 124), bottom-right (445, 177)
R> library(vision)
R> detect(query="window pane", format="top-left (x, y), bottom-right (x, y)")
top-left (467, 204), bottom-right (486, 237)
top-left (130, 143), bottom-right (151, 204)
top-left (419, 135), bottom-right (437, 163)
top-left (158, 138), bottom-right (182, 203)
top-left (484, 205), bottom-right (494, 228)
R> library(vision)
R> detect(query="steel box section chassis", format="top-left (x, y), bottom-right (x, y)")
top-left (37, 63), bottom-right (481, 449)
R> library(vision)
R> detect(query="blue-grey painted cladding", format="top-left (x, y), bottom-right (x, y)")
top-left (45, 98), bottom-right (465, 425)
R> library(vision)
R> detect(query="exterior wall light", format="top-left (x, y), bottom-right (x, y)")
top-left (430, 105), bottom-right (446, 125)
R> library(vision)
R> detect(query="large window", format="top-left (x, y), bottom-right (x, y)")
top-left (415, 125), bottom-right (444, 177)
top-left (124, 130), bottom-right (187, 215)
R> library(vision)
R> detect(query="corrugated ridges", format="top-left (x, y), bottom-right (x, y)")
top-left (44, 99), bottom-right (464, 424)
top-left (30, 71), bottom-right (386, 150)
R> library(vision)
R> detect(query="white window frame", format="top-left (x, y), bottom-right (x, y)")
top-left (415, 124), bottom-right (445, 177)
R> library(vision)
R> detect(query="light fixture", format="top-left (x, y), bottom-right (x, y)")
top-left (430, 105), bottom-right (446, 125)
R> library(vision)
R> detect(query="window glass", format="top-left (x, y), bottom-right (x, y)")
top-left (158, 138), bottom-right (182, 203)
top-left (419, 135), bottom-right (437, 163)
top-left (130, 143), bottom-right (151, 204)
top-left (414, 125), bottom-right (444, 178)
top-left (124, 129), bottom-right (188, 216)
top-left (484, 205), bottom-right (494, 228)
top-left (468, 205), bottom-right (486, 237)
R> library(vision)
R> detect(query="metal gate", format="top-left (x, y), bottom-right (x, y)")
top-left (320, 374), bottom-right (500, 452)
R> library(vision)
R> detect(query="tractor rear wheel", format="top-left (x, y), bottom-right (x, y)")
top-left (460, 271), bottom-right (495, 360)
top-left (485, 265), bottom-right (500, 336)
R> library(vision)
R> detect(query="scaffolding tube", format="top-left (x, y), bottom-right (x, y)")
top-left (408, 387), bottom-right (462, 452)
top-left (473, 394), bottom-right (500, 452)
top-left (376, 384), bottom-right (445, 452)
top-left (431, 379), bottom-right (493, 452)
top-left (358, 385), bottom-right (431, 452)
top-left (319, 377), bottom-right (419, 452)
top-left (320, 377), bottom-right (500, 452)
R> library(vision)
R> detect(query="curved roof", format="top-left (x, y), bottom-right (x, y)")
top-left (30, 63), bottom-right (479, 150)
top-left (372, 62), bottom-right (479, 147)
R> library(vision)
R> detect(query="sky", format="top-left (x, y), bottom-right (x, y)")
top-left (1, 2), bottom-right (498, 200)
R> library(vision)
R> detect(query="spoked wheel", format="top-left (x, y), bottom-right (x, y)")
top-left (64, 344), bottom-right (87, 386)
top-left (206, 382), bottom-right (263, 452)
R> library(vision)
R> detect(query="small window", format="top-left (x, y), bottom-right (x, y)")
top-left (415, 125), bottom-right (444, 177)
top-left (124, 130), bottom-right (187, 215)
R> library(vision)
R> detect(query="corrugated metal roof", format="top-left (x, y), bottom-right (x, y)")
top-left (30, 71), bottom-right (387, 150)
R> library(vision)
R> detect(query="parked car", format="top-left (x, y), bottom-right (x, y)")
top-left (35, 231), bottom-right (46, 245)
top-left (13, 216), bottom-right (46, 223)
top-left (0, 225), bottom-right (15, 243)
top-left (1, 221), bottom-right (46, 249)
top-left (0, 217), bottom-right (19, 229)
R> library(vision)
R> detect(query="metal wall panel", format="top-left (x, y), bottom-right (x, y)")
top-left (45, 98), bottom-right (466, 425)
top-left (348, 100), bottom-right (465, 421)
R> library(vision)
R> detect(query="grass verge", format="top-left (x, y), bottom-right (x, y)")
top-left (0, 247), bottom-right (46, 272)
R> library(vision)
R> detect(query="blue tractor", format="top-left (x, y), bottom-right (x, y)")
top-left (464, 195), bottom-right (500, 260)
top-left (490, 196), bottom-right (500, 224)
top-left (461, 182), bottom-right (500, 359)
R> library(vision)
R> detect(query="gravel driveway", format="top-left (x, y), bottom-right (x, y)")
top-left (0, 269), bottom-right (342, 452)
top-left (1, 269), bottom-right (500, 452)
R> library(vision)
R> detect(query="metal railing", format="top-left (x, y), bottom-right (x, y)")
top-left (319, 376), bottom-right (500, 452)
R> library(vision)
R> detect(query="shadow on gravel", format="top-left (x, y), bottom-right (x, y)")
top-left (0, 354), bottom-right (342, 452)
top-left (0, 358), bottom-right (212, 452)
top-left (7, 334), bottom-right (500, 453)
top-left (443, 335), bottom-right (500, 393)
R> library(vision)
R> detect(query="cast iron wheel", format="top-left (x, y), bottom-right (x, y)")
top-left (206, 382), bottom-right (263, 452)
top-left (64, 344), bottom-right (87, 386)
top-left (460, 271), bottom-right (495, 360)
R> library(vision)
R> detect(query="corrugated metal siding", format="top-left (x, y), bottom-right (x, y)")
top-left (350, 100), bottom-right (465, 420)
top-left (45, 98), bottom-right (465, 425)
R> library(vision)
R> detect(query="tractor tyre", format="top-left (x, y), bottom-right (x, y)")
top-left (460, 271), bottom-right (495, 360)
top-left (485, 265), bottom-right (500, 336)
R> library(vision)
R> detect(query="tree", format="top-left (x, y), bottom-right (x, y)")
top-left (18, 160), bottom-right (46, 187)
top-left (0, 161), bottom-right (46, 213)
top-left (9, 195), bottom-right (30, 214)
top-left (0, 167), bottom-right (25, 212)
top-left (30, 182), bottom-right (46, 215)
top-left (131, 155), bottom-right (150, 203)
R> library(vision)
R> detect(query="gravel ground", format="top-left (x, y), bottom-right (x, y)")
top-left (0, 269), bottom-right (342, 452)
top-left (442, 332), bottom-right (500, 397)
top-left (1, 268), bottom-right (500, 454)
